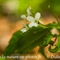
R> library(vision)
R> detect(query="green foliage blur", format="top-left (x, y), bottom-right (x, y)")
top-left (0, 0), bottom-right (43, 15)
top-left (0, 0), bottom-right (60, 18)
top-left (0, 58), bottom-right (5, 60)
top-left (40, 0), bottom-right (60, 16)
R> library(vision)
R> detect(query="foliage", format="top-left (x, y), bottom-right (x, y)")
top-left (0, 58), bottom-right (6, 60)
top-left (3, 22), bottom-right (60, 60)
top-left (3, 4), bottom-right (60, 60)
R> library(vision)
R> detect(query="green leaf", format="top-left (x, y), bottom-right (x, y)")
top-left (18, 26), bottom-right (45, 53)
top-left (17, 26), bottom-right (51, 54)
top-left (3, 25), bottom-right (52, 57)
top-left (48, 46), bottom-right (58, 53)
top-left (38, 31), bottom-right (53, 60)
top-left (39, 46), bottom-right (48, 59)
top-left (39, 46), bottom-right (51, 60)
top-left (43, 32), bottom-right (53, 46)
top-left (20, 29), bottom-right (50, 54)
top-left (54, 35), bottom-right (60, 52)
top-left (3, 30), bottom-right (23, 56)
top-left (48, 35), bottom-right (60, 53)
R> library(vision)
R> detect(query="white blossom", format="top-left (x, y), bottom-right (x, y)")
top-left (22, 23), bottom-right (29, 30)
top-left (20, 7), bottom-right (41, 30)
top-left (28, 22), bottom-right (38, 28)
top-left (35, 12), bottom-right (41, 20)
top-left (21, 6), bottom-right (41, 23)
top-left (20, 28), bottom-right (27, 33)
top-left (27, 16), bottom-right (35, 22)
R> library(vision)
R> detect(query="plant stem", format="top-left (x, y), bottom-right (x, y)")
top-left (48, 5), bottom-right (59, 23)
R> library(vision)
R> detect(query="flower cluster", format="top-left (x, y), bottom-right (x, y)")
top-left (20, 6), bottom-right (41, 33)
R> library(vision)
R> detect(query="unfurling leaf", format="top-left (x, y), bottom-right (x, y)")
top-left (48, 35), bottom-right (60, 53)
top-left (48, 46), bottom-right (58, 53)
top-left (55, 35), bottom-right (60, 52)
top-left (43, 33), bottom-right (53, 46)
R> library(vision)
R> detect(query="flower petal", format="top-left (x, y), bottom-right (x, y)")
top-left (27, 16), bottom-right (35, 22)
top-left (35, 12), bottom-right (41, 20)
top-left (20, 28), bottom-right (27, 33)
top-left (27, 6), bottom-right (32, 15)
top-left (28, 22), bottom-right (38, 28)
top-left (21, 15), bottom-right (26, 19)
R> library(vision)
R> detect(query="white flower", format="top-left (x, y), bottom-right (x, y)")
top-left (26, 12), bottom-right (41, 22)
top-left (20, 28), bottom-right (27, 33)
top-left (35, 12), bottom-right (41, 20)
top-left (27, 16), bottom-right (35, 22)
top-left (20, 7), bottom-right (41, 29)
top-left (21, 6), bottom-right (41, 23)
top-left (20, 7), bottom-right (42, 33)
top-left (28, 22), bottom-right (38, 28)
top-left (21, 15), bottom-right (26, 19)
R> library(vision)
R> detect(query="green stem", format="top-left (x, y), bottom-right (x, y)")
top-left (49, 7), bottom-right (59, 24)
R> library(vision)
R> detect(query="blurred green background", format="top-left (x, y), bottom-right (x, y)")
top-left (0, 0), bottom-right (60, 20)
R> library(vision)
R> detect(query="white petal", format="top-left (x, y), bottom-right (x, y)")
top-left (20, 28), bottom-right (27, 33)
top-left (21, 15), bottom-right (26, 19)
top-left (28, 22), bottom-right (38, 28)
top-left (27, 16), bottom-right (35, 22)
top-left (35, 12), bottom-right (41, 20)
top-left (27, 6), bottom-right (32, 15)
